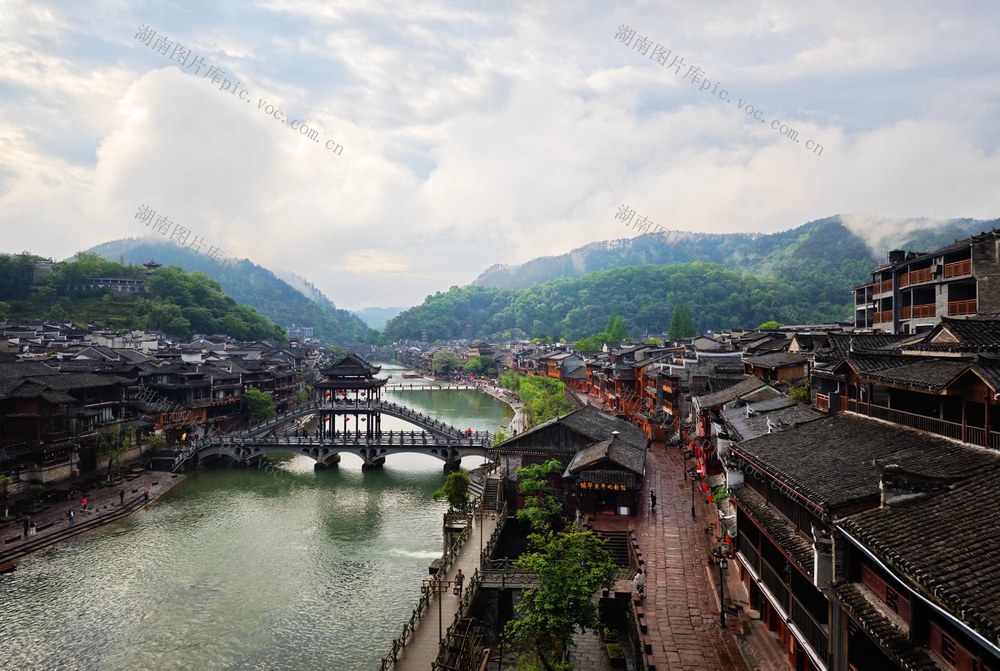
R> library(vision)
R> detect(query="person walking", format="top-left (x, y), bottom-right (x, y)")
top-left (119, 489), bottom-right (125, 505)
top-left (68, 510), bottom-right (75, 524)
top-left (454, 569), bottom-right (465, 598)
top-left (143, 487), bottom-right (150, 502)
top-left (650, 491), bottom-right (657, 511)
top-left (634, 568), bottom-right (646, 601)
top-left (81, 496), bottom-right (88, 512)
top-left (22, 519), bottom-right (29, 539)
top-left (28, 520), bottom-right (36, 537)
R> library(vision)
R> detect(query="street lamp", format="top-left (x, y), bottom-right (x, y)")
top-left (421, 577), bottom-right (454, 642)
top-left (690, 474), bottom-right (696, 519)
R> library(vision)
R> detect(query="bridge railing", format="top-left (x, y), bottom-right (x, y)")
top-left (432, 568), bottom-right (483, 671)
top-left (376, 578), bottom-right (434, 671)
top-left (375, 495), bottom-right (479, 671)
top-left (479, 500), bottom-right (508, 569)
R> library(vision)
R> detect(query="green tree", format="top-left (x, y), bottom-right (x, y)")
top-left (432, 471), bottom-right (471, 511)
top-left (516, 459), bottom-right (566, 533)
top-left (463, 355), bottom-right (497, 377)
top-left (242, 388), bottom-right (276, 423)
top-left (96, 425), bottom-right (135, 480)
top-left (490, 427), bottom-right (511, 447)
top-left (504, 531), bottom-right (618, 670)
top-left (604, 314), bottom-right (629, 342)
top-left (788, 383), bottom-right (810, 403)
top-left (0, 301), bottom-right (11, 319)
top-left (143, 434), bottom-right (167, 451)
top-left (431, 349), bottom-right (463, 374)
top-left (757, 320), bottom-right (781, 331)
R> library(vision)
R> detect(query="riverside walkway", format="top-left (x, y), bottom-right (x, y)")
top-left (386, 510), bottom-right (500, 671)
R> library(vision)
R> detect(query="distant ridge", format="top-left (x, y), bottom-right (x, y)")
top-left (472, 215), bottom-right (999, 290)
top-left (86, 238), bottom-right (368, 343)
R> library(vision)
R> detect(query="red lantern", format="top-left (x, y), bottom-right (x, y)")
top-left (323, 416), bottom-right (329, 421)
top-left (325, 390), bottom-right (331, 397)
top-left (707, 495), bottom-right (713, 503)
top-left (724, 534), bottom-right (732, 545)
top-left (701, 482), bottom-right (709, 492)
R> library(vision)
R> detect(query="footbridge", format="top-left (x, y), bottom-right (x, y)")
top-left (241, 399), bottom-right (471, 439)
top-left (176, 426), bottom-right (492, 471)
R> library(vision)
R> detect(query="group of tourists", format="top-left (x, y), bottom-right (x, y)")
top-left (21, 519), bottom-right (36, 538)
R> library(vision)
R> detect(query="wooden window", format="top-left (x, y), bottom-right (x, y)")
top-left (941, 634), bottom-right (957, 665)
top-left (885, 587), bottom-right (899, 613)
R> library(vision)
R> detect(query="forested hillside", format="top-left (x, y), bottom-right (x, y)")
top-left (473, 216), bottom-right (999, 292)
top-left (87, 238), bottom-right (369, 343)
top-left (0, 252), bottom-right (284, 341)
top-left (384, 262), bottom-right (847, 341)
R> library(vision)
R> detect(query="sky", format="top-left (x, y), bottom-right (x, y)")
top-left (1, 0), bottom-right (999, 311)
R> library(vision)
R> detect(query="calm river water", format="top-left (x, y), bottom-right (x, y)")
top-left (0, 365), bottom-right (512, 671)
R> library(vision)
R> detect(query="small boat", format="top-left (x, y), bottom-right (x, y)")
top-left (402, 373), bottom-right (423, 379)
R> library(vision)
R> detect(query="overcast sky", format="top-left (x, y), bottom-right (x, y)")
top-left (2, 1), bottom-right (999, 310)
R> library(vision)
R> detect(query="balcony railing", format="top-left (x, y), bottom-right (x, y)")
top-left (948, 299), bottom-right (977, 316)
top-left (900, 303), bottom-right (935, 320)
top-left (873, 311), bottom-right (893, 323)
top-left (760, 558), bottom-right (790, 611)
top-left (737, 537), bottom-right (761, 573)
top-left (866, 403), bottom-right (962, 440)
top-left (910, 268), bottom-right (933, 285)
top-left (944, 259), bottom-right (972, 278)
top-left (873, 280), bottom-right (893, 294)
top-left (791, 595), bottom-right (830, 666)
top-left (814, 393), bottom-right (830, 412)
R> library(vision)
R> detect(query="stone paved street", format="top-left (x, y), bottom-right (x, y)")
top-left (633, 444), bottom-right (751, 671)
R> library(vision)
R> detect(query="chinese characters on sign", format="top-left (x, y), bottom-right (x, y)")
top-left (614, 204), bottom-right (683, 243)
top-left (134, 204), bottom-right (238, 270)
top-left (614, 25), bottom-right (823, 156)
top-left (133, 25), bottom-right (345, 157)
top-left (579, 482), bottom-right (628, 491)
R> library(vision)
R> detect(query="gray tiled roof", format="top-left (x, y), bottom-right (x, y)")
top-left (694, 375), bottom-right (767, 409)
top-left (838, 465), bottom-right (1000, 647)
top-left (731, 414), bottom-right (976, 511)
top-left (864, 359), bottom-right (971, 391)
top-left (743, 352), bottom-right (808, 368)
top-left (831, 582), bottom-right (940, 671)
top-left (565, 434), bottom-right (645, 476)
top-left (721, 399), bottom-right (823, 442)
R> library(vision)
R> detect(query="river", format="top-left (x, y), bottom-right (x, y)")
top-left (0, 364), bottom-right (512, 671)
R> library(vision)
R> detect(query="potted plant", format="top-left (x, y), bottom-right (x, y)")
top-left (605, 642), bottom-right (626, 669)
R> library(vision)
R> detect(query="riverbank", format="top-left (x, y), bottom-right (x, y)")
top-left (0, 471), bottom-right (187, 567)
top-left (471, 380), bottom-right (526, 433)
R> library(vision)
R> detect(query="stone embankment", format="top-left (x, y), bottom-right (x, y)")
top-left (0, 472), bottom-right (186, 568)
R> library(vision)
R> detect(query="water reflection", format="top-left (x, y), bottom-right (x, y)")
top-left (0, 369), bottom-right (506, 670)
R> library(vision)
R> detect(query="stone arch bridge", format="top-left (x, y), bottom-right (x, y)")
top-left (174, 400), bottom-right (492, 471)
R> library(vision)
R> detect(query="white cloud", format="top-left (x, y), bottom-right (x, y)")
top-left (0, 0), bottom-right (998, 311)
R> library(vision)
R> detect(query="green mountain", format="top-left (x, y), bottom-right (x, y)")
top-left (87, 238), bottom-right (368, 344)
top-left (353, 306), bottom-right (406, 330)
top-left (0, 252), bottom-right (283, 341)
top-left (473, 215), bottom-right (998, 290)
top-left (386, 215), bottom-right (1000, 341)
